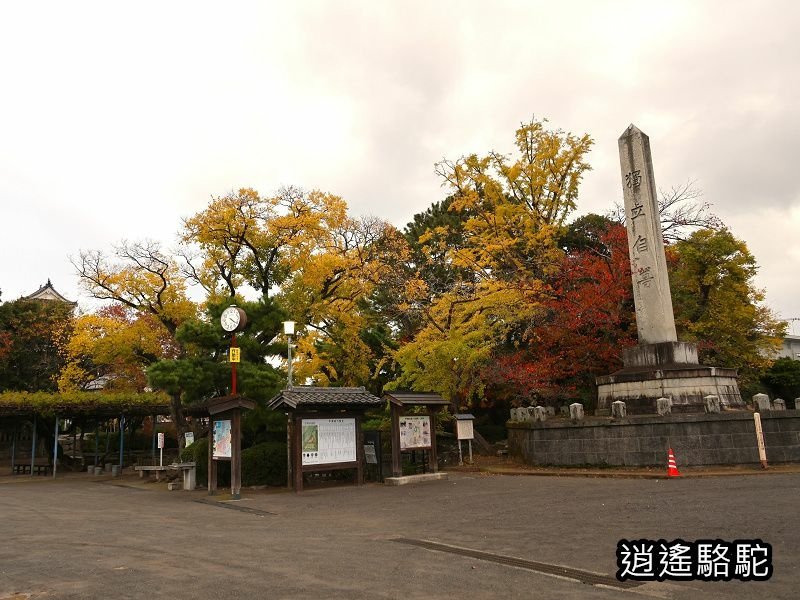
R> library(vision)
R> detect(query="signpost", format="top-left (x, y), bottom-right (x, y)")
top-left (454, 413), bottom-right (475, 466)
top-left (268, 386), bottom-right (383, 492)
top-left (157, 432), bottom-right (165, 467)
top-left (207, 397), bottom-right (254, 500)
top-left (753, 412), bottom-right (768, 469)
top-left (385, 392), bottom-right (450, 479)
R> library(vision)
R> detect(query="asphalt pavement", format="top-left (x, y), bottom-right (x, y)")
top-left (0, 470), bottom-right (797, 599)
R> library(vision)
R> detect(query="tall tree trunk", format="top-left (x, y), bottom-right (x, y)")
top-left (170, 393), bottom-right (188, 453)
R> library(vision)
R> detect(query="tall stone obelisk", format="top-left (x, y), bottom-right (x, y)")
top-left (618, 124), bottom-right (677, 345)
top-left (595, 124), bottom-right (743, 414)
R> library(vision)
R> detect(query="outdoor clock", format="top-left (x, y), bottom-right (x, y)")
top-left (220, 306), bottom-right (247, 332)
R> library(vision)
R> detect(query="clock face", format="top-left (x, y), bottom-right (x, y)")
top-left (220, 307), bottom-right (242, 332)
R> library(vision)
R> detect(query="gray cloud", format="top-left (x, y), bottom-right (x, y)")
top-left (1, 1), bottom-right (798, 320)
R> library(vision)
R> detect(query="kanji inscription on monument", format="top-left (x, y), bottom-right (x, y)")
top-left (618, 125), bottom-right (677, 345)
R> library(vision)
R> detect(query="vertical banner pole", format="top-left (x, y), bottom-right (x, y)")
top-left (231, 334), bottom-right (238, 396)
top-left (52, 416), bottom-right (59, 478)
top-left (10, 423), bottom-right (17, 474)
top-left (119, 414), bottom-right (125, 468)
top-left (30, 414), bottom-right (38, 476)
top-left (151, 415), bottom-right (157, 461)
top-left (286, 414), bottom-right (292, 489)
top-left (287, 334), bottom-right (293, 388)
top-left (231, 410), bottom-right (242, 499)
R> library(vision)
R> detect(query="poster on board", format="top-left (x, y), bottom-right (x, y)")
top-left (301, 418), bottom-right (356, 466)
top-left (213, 419), bottom-right (232, 459)
top-left (456, 419), bottom-right (474, 440)
top-left (399, 415), bottom-right (431, 450)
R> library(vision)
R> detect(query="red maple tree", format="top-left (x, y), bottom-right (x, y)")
top-left (488, 223), bottom-right (637, 406)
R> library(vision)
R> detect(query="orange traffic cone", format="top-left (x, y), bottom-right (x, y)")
top-left (667, 448), bottom-right (681, 477)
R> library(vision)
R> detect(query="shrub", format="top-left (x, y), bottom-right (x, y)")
top-left (180, 437), bottom-right (286, 488)
top-left (242, 441), bottom-right (287, 487)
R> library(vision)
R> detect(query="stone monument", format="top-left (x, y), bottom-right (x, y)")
top-left (596, 125), bottom-right (744, 415)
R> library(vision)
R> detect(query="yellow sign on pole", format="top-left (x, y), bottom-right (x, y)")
top-left (229, 347), bottom-right (241, 363)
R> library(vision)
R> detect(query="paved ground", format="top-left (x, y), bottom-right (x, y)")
top-left (0, 470), bottom-right (797, 599)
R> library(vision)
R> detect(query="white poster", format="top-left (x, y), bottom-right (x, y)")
top-left (399, 416), bottom-right (431, 450)
top-left (213, 419), bottom-right (232, 459)
top-left (456, 419), bottom-right (474, 440)
top-left (301, 418), bottom-right (356, 466)
top-left (184, 432), bottom-right (195, 447)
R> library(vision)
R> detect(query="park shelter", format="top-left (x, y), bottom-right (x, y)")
top-left (267, 386), bottom-right (383, 492)
top-left (0, 392), bottom-right (174, 476)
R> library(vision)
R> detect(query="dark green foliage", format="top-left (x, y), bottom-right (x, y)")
top-left (180, 437), bottom-right (287, 487)
top-left (762, 358), bottom-right (800, 404)
top-left (241, 441), bottom-right (287, 487)
top-left (559, 213), bottom-right (616, 254)
top-left (0, 298), bottom-right (74, 392)
top-left (670, 229), bottom-right (785, 388)
top-left (147, 297), bottom-right (284, 408)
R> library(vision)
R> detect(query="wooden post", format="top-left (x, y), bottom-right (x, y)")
top-left (30, 414), bottom-right (37, 477)
top-left (429, 411), bottom-right (438, 474)
top-left (293, 415), bottom-right (304, 492)
top-left (286, 414), bottom-right (293, 489)
top-left (52, 416), bottom-right (59, 478)
top-left (151, 414), bottom-right (157, 462)
top-left (391, 404), bottom-right (402, 477)
top-left (231, 410), bottom-right (242, 499)
top-left (356, 417), bottom-right (365, 486)
top-left (118, 414), bottom-right (125, 468)
top-left (754, 412), bottom-right (768, 469)
top-left (10, 423), bottom-right (16, 474)
top-left (208, 416), bottom-right (217, 495)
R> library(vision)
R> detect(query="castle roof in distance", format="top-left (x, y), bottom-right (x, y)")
top-left (24, 279), bottom-right (77, 306)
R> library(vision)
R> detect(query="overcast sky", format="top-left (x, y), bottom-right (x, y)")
top-left (1, 1), bottom-right (798, 331)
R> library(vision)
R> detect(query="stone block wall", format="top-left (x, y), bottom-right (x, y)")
top-left (507, 411), bottom-right (800, 467)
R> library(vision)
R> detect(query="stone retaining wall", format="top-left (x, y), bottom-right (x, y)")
top-left (507, 411), bottom-right (800, 467)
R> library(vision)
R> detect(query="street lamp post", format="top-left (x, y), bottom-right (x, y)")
top-left (283, 321), bottom-right (295, 388)
top-left (283, 320), bottom-right (296, 490)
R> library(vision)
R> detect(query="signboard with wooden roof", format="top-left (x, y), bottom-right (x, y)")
top-left (382, 391), bottom-right (450, 481)
top-left (267, 386), bottom-right (383, 492)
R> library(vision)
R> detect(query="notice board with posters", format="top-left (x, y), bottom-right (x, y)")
top-left (212, 419), bottom-right (232, 459)
top-left (399, 415), bottom-right (432, 450)
top-left (300, 418), bottom-right (357, 466)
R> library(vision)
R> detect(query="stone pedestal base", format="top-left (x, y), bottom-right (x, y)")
top-left (596, 342), bottom-right (744, 415)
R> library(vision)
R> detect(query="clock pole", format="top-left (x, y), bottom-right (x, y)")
top-left (231, 333), bottom-right (238, 395)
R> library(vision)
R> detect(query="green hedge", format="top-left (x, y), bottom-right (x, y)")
top-left (181, 437), bottom-right (286, 488)
top-left (242, 441), bottom-right (287, 487)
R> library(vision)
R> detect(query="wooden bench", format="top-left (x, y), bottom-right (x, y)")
top-left (13, 463), bottom-right (52, 476)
